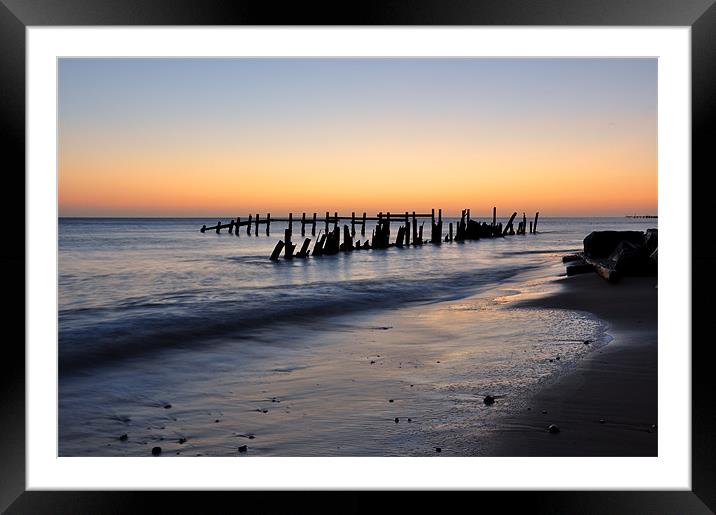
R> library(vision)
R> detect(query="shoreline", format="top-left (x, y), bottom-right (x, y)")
top-left (483, 273), bottom-right (658, 456)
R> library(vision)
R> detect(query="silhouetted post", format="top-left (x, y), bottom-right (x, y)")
top-left (301, 212), bottom-right (306, 236)
top-left (288, 213), bottom-right (293, 234)
top-left (312, 212), bottom-right (317, 236)
top-left (325, 211), bottom-right (330, 234)
top-left (343, 225), bottom-right (353, 251)
top-left (247, 214), bottom-right (252, 235)
top-left (418, 223), bottom-right (424, 243)
top-left (431, 208), bottom-right (435, 227)
top-left (530, 221), bottom-right (533, 234)
top-left (334, 212), bottom-right (339, 230)
top-left (255, 213), bottom-right (260, 236)
top-left (386, 212), bottom-right (391, 236)
top-left (404, 212), bottom-right (410, 245)
top-left (201, 224), bottom-right (207, 233)
top-left (270, 240), bottom-right (285, 261)
top-left (266, 213), bottom-right (271, 236)
top-left (296, 238), bottom-right (311, 258)
top-left (522, 212), bottom-right (527, 235)
top-left (236, 217), bottom-right (240, 236)
top-left (467, 209), bottom-right (470, 223)
top-left (361, 212), bottom-right (367, 236)
top-left (492, 207), bottom-right (496, 228)
top-left (533, 212), bottom-right (539, 233)
top-left (216, 220), bottom-right (221, 234)
top-left (284, 228), bottom-right (294, 259)
top-left (449, 222), bottom-right (453, 242)
top-left (412, 211), bottom-right (418, 244)
top-left (503, 212), bottom-right (517, 235)
top-left (351, 212), bottom-right (356, 237)
top-left (228, 220), bottom-right (234, 234)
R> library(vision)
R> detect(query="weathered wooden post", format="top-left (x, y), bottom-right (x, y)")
top-left (284, 228), bottom-right (294, 259)
top-left (269, 240), bottom-right (285, 261)
top-left (351, 212), bottom-right (356, 237)
top-left (386, 212), bottom-right (391, 237)
top-left (266, 213), bottom-right (271, 236)
top-left (533, 212), bottom-right (539, 233)
top-left (216, 220), bottom-right (222, 234)
top-left (449, 222), bottom-right (453, 242)
top-left (334, 212), bottom-right (339, 230)
top-left (530, 221), bottom-right (533, 234)
top-left (404, 212), bottom-right (410, 245)
top-left (200, 224), bottom-right (207, 233)
top-left (228, 220), bottom-right (234, 234)
top-left (296, 238), bottom-right (311, 258)
top-left (325, 211), bottom-right (330, 234)
top-left (343, 225), bottom-right (353, 251)
top-left (288, 212), bottom-right (293, 234)
top-left (522, 212), bottom-right (527, 235)
top-left (418, 223), bottom-right (424, 243)
top-left (255, 213), bottom-right (260, 236)
top-left (361, 212), bottom-right (367, 236)
top-left (412, 211), bottom-right (418, 244)
top-left (247, 214), bottom-right (252, 235)
top-left (492, 207), bottom-right (496, 228)
top-left (503, 212), bottom-right (517, 235)
top-left (312, 212), bottom-right (317, 236)
top-left (467, 209), bottom-right (470, 223)
top-left (301, 212), bottom-right (306, 236)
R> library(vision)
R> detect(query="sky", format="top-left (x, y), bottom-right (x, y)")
top-left (58, 58), bottom-right (657, 217)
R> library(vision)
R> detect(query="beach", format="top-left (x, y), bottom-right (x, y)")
top-left (483, 273), bottom-right (658, 456)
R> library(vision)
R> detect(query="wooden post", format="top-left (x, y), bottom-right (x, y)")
top-left (269, 240), bottom-right (285, 261)
top-left (228, 220), bottom-right (234, 234)
top-left (449, 222), bottom-right (453, 242)
top-left (236, 217), bottom-right (240, 236)
top-left (343, 225), bottom-right (353, 251)
top-left (492, 207), bottom-right (496, 228)
top-left (404, 212), bottom-right (409, 245)
top-left (467, 209), bottom-right (470, 223)
top-left (530, 221), bottom-right (533, 234)
top-left (201, 224), bottom-right (206, 233)
top-left (296, 238), bottom-right (311, 258)
top-left (334, 212), bottom-right (338, 230)
top-left (247, 214), bottom-right (252, 235)
top-left (412, 211), bottom-right (418, 244)
top-left (418, 223), bottom-right (424, 243)
top-left (522, 212), bottom-right (526, 235)
top-left (255, 213), bottom-right (260, 236)
top-left (325, 211), bottom-right (330, 233)
top-left (312, 212), bottom-right (317, 236)
top-left (284, 228), bottom-right (294, 259)
top-left (288, 213), bottom-right (293, 234)
top-left (266, 213), bottom-right (271, 236)
top-left (216, 220), bottom-right (221, 234)
top-left (503, 212), bottom-right (517, 235)
top-left (361, 212), bottom-right (367, 236)
top-left (386, 212), bottom-right (391, 236)
top-left (351, 212), bottom-right (356, 237)
top-left (533, 212), bottom-right (539, 233)
top-left (431, 208), bottom-right (435, 227)
top-left (301, 212), bottom-right (306, 236)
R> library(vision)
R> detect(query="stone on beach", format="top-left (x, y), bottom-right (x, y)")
top-left (547, 424), bottom-right (560, 434)
top-left (151, 446), bottom-right (162, 456)
top-left (238, 445), bottom-right (248, 453)
top-left (483, 395), bottom-right (495, 405)
top-left (119, 434), bottom-right (128, 441)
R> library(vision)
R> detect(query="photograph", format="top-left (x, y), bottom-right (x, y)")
top-left (57, 56), bottom-right (659, 458)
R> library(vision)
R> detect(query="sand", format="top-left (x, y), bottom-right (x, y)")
top-left (483, 273), bottom-right (658, 456)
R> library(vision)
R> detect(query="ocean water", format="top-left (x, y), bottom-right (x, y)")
top-left (58, 216), bottom-right (657, 456)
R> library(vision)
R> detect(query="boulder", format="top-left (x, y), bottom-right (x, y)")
top-left (644, 229), bottom-right (658, 254)
top-left (608, 240), bottom-right (656, 275)
top-left (583, 231), bottom-right (645, 259)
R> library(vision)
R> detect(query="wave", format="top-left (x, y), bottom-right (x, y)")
top-left (58, 264), bottom-right (535, 375)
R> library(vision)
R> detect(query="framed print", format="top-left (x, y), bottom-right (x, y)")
top-left (3, 0), bottom-right (715, 512)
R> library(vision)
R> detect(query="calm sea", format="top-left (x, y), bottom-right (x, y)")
top-left (58, 216), bottom-right (657, 456)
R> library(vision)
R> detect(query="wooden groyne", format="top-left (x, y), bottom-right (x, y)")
top-left (199, 208), bottom-right (541, 261)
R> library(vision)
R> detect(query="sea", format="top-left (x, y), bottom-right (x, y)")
top-left (58, 216), bottom-right (657, 456)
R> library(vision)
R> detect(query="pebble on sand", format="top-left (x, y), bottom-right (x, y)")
top-left (151, 446), bottom-right (162, 456)
top-left (238, 445), bottom-right (248, 453)
top-left (483, 395), bottom-right (495, 406)
top-left (547, 424), bottom-right (560, 434)
top-left (119, 434), bottom-right (128, 441)
top-left (389, 399), bottom-right (394, 403)
top-left (584, 340), bottom-right (591, 345)
top-left (179, 437), bottom-right (187, 444)
top-left (435, 447), bottom-right (442, 453)
top-left (164, 404), bottom-right (172, 409)
top-left (408, 418), bottom-right (412, 422)
top-left (394, 417), bottom-right (399, 423)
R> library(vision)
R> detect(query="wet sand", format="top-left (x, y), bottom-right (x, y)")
top-left (484, 273), bottom-right (658, 456)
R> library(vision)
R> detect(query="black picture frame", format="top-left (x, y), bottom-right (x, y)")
top-left (2, 1), bottom-right (714, 512)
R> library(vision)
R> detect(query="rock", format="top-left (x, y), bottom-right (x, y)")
top-left (584, 340), bottom-right (591, 345)
top-left (608, 240), bottom-right (650, 274)
top-left (583, 231), bottom-right (646, 259)
top-left (394, 417), bottom-right (399, 423)
top-left (215, 419), bottom-right (220, 423)
top-left (119, 434), bottom-right (128, 441)
top-left (370, 360), bottom-right (375, 364)
top-left (566, 261), bottom-right (594, 276)
top-left (556, 356), bottom-right (560, 361)
top-left (547, 424), bottom-right (560, 434)
top-left (248, 435), bottom-right (255, 439)
top-left (644, 229), bottom-right (658, 254)
top-left (151, 446), bottom-right (162, 456)
top-left (262, 409), bottom-right (268, 414)
top-left (599, 418), bottom-right (605, 424)
top-left (562, 254), bottom-right (584, 263)
top-left (389, 399), bottom-right (394, 403)
top-left (238, 445), bottom-right (248, 453)
top-left (408, 418), bottom-right (412, 422)
top-left (164, 404), bottom-right (172, 409)
top-left (541, 410), bottom-right (547, 414)
top-left (179, 437), bottom-right (187, 444)
top-left (435, 447), bottom-right (442, 452)
top-left (483, 395), bottom-right (495, 406)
